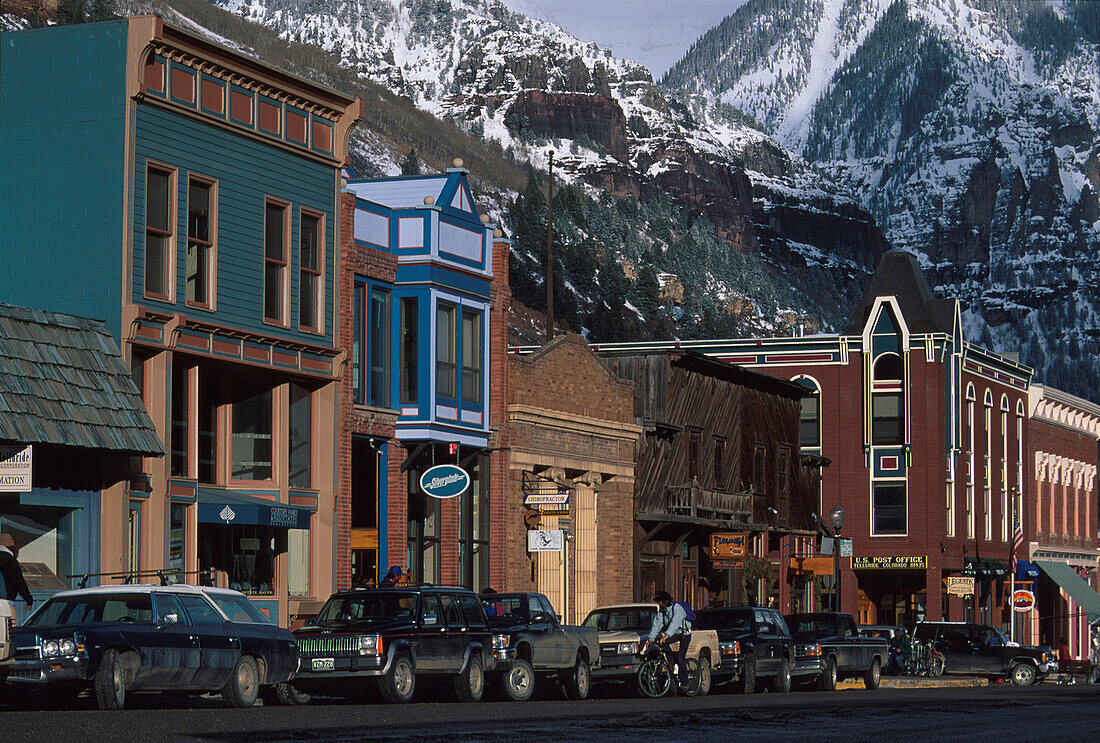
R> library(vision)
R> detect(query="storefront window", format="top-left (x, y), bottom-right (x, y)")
top-left (460, 456), bottom-right (490, 591)
top-left (169, 502), bottom-right (187, 575)
top-left (289, 384), bottom-right (311, 488)
top-left (232, 388), bottom-right (272, 481)
top-left (171, 360), bottom-right (189, 477)
top-left (198, 369), bottom-right (217, 483)
top-left (0, 504), bottom-right (73, 588)
top-left (407, 470), bottom-right (440, 584)
top-left (199, 523), bottom-right (281, 595)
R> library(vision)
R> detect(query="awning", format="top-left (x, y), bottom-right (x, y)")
top-left (196, 489), bottom-right (312, 530)
top-left (1035, 560), bottom-right (1100, 622)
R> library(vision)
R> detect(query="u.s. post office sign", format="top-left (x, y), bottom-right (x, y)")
top-left (0, 445), bottom-right (32, 492)
top-left (851, 555), bottom-right (927, 570)
top-left (420, 464), bottom-right (471, 499)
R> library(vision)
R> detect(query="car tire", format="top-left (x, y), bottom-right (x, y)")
top-left (502, 658), bottom-right (536, 702)
top-left (773, 658), bottom-right (792, 693)
top-left (94, 648), bottom-right (128, 710)
top-left (1010, 662), bottom-right (1037, 687)
top-left (864, 657), bottom-right (881, 690)
top-left (273, 681), bottom-right (311, 706)
top-left (222, 655), bottom-right (260, 708)
top-left (818, 657), bottom-right (838, 691)
top-left (739, 655), bottom-right (756, 694)
top-left (378, 654), bottom-right (416, 704)
top-left (453, 653), bottom-right (485, 703)
top-left (562, 655), bottom-right (591, 700)
top-left (695, 656), bottom-right (712, 696)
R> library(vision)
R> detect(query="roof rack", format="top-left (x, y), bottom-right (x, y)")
top-left (67, 568), bottom-right (216, 589)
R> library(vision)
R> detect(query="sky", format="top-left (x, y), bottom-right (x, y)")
top-left (501, 0), bottom-right (750, 78)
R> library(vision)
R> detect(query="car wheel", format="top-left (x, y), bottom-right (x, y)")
top-left (502, 658), bottom-right (535, 702)
top-left (739, 655), bottom-right (756, 694)
top-left (94, 648), bottom-right (127, 710)
top-left (773, 658), bottom-right (792, 693)
top-left (864, 657), bottom-right (881, 690)
top-left (378, 654), bottom-right (416, 704)
top-left (1011, 662), bottom-right (1037, 687)
top-left (562, 655), bottom-right (591, 700)
top-left (273, 681), bottom-right (311, 706)
top-left (818, 657), bottom-right (837, 692)
top-left (222, 655), bottom-right (260, 708)
top-left (694, 656), bottom-right (712, 696)
top-left (453, 654), bottom-right (485, 703)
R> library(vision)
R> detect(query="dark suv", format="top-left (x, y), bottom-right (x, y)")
top-left (287, 586), bottom-right (493, 703)
top-left (912, 621), bottom-right (1057, 686)
top-left (693, 606), bottom-right (797, 694)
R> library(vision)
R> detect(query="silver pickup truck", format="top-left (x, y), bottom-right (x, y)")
top-left (581, 602), bottom-right (720, 696)
top-left (785, 612), bottom-right (888, 690)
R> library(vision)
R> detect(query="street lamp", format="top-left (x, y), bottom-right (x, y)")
top-left (830, 506), bottom-right (846, 613)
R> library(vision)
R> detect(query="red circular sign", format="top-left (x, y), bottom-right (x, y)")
top-left (1012, 589), bottom-right (1035, 611)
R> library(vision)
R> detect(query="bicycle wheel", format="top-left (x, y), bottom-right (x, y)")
top-left (638, 658), bottom-right (673, 698)
top-left (930, 650), bottom-right (945, 677)
top-left (681, 658), bottom-right (704, 696)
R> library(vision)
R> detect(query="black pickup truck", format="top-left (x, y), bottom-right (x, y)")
top-left (913, 621), bottom-right (1057, 685)
top-left (480, 592), bottom-right (598, 701)
top-left (785, 612), bottom-right (888, 690)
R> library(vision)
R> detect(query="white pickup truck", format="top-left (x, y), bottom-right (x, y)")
top-left (581, 602), bottom-right (720, 695)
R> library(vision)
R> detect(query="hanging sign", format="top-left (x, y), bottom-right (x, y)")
top-left (420, 464), bottom-right (470, 498)
top-left (711, 532), bottom-right (749, 559)
top-left (947, 576), bottom-right (975, 596)
top-left (523, 490), bottom-right (570, 508)
top-left (1012, 589), bottom-right (1035, 612)
top-left (528, 529), bottom-right (564, 552)
top-left (0, 445), bottom-right (32, 492)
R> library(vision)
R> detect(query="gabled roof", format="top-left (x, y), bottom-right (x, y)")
top-left (0, 304), bottom-right (164, 455)
top-left (844, 249), bottom-right (957, 335)
top-left (346, 174), bottom-right (453, 209)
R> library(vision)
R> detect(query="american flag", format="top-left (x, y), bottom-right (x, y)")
top-left (1011, 514), bottom-right (1024, 572)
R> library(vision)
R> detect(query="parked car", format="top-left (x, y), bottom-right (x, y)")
top-left (912, 621), bottom-right (1056, 685)
top-left (286, 585), bottom-right (493, 704)
top-left (692, 606), bottom-right (795, 694)
top-left (785, 612), bottom-right (888, 690)
top-left (2, 584), bottom-right (299, 709)
top-left (581, 602), bottom-right (719, 696)
top-left (480, 591), bottom-right (598, 701)
top-left (859, 624), bottom-right (910, 675)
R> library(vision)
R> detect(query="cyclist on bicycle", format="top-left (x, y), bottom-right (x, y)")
top-left (645, 590), bottom-right (692, 690)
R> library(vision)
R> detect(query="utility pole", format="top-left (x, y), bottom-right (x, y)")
top-left (546, 150), bottom-right (554, 343)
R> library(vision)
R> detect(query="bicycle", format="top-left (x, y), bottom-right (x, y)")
top-left (904, 639), bottom-right (944, 676)
top-left (637, 639), bottom-right (702, 698)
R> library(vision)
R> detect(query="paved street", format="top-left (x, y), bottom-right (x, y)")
top-left (2, 683), bottom-right (1097, 742)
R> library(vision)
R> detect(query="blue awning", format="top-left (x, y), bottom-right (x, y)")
top-left (1035, 560), bottom-right (1100, 622)
top-left (196, 489), bottom-right (312, 530)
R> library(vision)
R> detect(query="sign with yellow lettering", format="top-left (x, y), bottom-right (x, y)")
top-left (711, 532), bottom-right (749, 559)
top-left (851, 555), bottom-right (927, 570)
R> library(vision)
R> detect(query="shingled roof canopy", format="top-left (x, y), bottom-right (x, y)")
top-left (843, 249), bottom-right (958, 335)
top-left (0, 304), bottom-right (164, 456)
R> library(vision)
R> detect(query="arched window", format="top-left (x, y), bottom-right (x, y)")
top-left (872, 353), bottom-right (903, 445)
top-left (966, 383), bottom-right (976, 539)
top-left (794, 376), bottom-right (821, 448)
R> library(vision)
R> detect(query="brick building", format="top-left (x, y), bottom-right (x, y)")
top-left (503, 334), bottom-right (639, 623)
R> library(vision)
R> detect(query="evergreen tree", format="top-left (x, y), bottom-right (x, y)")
top-left (400, 149), bottom-right (420, 175)
top-left (87, 0), bottom-right (115, 22)
top-left (55, 0), bottom-right (88, 24)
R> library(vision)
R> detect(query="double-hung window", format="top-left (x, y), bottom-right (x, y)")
top-left (145, 165), bottom-right (174, 299)
top-left (436, 303), bottom-right (457, 399)
top-left (461, 309), bottom-right (482, 404)
top-left (400, 297), bottom-right (419, 405)
top-left (299, 212), bottom-right (322, 331)
top-left (264, 201), bottom-right (288, 324)
top-left (186, 177), bottom-right (215, 308)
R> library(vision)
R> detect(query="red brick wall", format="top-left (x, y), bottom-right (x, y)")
top-left (1030, 418), bottom-right (1098, 548)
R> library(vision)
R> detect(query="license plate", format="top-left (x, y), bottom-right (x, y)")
top-left (312, 657), bottom-right (335, 672)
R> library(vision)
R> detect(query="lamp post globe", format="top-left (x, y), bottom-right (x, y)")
top-left (830, 506), bottom-right (846, 533)
top-left (829, 506), bottom-right (846, 613)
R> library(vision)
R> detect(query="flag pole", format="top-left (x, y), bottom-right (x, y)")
top-left (1010, 487), bottom-right (1016, 644)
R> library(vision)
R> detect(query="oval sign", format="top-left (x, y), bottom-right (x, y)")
top-left (420, 464), bottom-right (471, 499)
top-left (1012, 589), bottom-right (1035, 612)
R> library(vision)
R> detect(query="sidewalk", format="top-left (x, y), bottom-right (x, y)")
top-left (838, 675), bottom-right (989, 690)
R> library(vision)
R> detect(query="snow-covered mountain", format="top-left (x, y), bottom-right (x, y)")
top-left (663, 0), bottom-right (1100, 397)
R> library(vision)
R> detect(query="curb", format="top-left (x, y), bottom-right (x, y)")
top-left (837, 676), bottom-right (989, 690)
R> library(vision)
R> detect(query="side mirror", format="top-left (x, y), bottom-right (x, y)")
top-left (160, 613), bottom-right (179, 626)
top-left (530, 612), bottom-right (547, 624)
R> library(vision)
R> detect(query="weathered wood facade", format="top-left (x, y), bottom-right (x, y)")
top-left (597, 350), bottom-right (826, 606)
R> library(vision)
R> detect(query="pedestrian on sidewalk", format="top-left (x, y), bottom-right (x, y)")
top-left (0, 533), bottom-right (33, 612)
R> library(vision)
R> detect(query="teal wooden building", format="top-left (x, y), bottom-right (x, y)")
top-left (0, 17), bottom-right (362, 625)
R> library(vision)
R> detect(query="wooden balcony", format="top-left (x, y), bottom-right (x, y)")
top-left (663, 479), bottom-right (758, 522)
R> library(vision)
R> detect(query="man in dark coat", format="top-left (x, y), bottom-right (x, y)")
top-left (0, 533), bottom-right (33, 610)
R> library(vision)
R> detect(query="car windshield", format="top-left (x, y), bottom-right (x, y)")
top-left (24, 593), bottom-right (154, 627)
top-left (786, 614), bottom-right (837, 638)
top-left (481, 595), bottom-right (526, 627)
top-left (693, 608), bottom-right (754, 632)
top-left (208, 592), bottom-right (274, 624)
top-left (583, 607), bottom-right (655, 632)
top-left (315, 592), bottom-right (418, 627)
